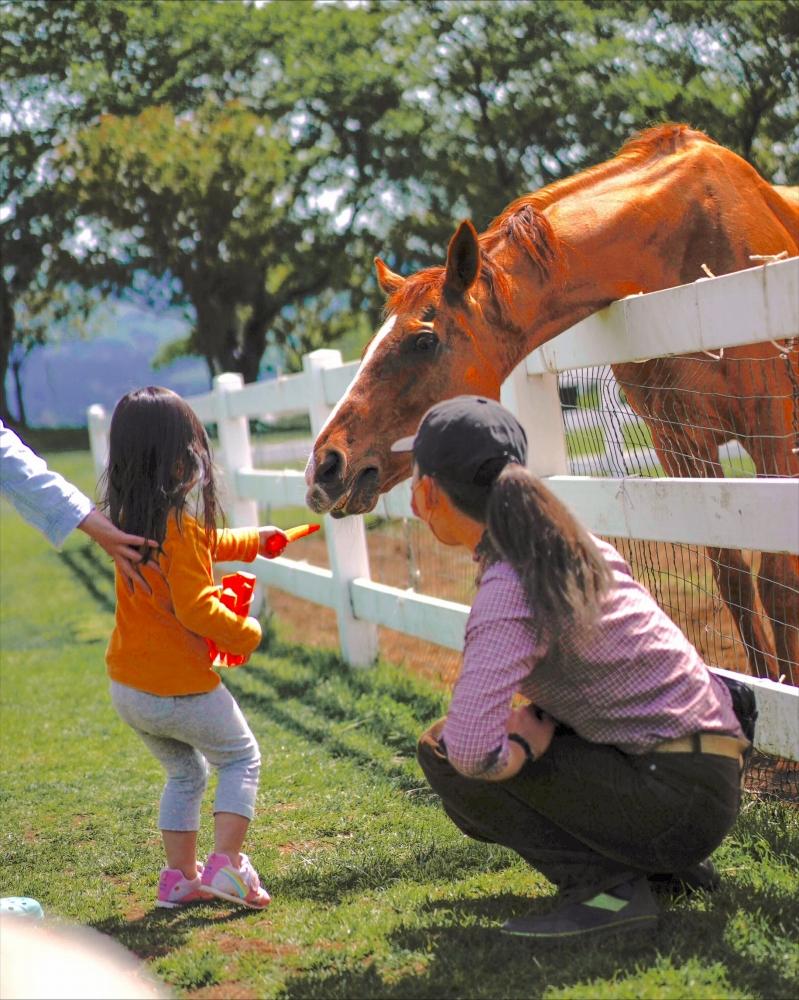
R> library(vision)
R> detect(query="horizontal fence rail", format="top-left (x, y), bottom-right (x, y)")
top-left (526, 257), bottom-right (798, 373)
top-left (88, 257), bottom-right (799, 761)
top-left (229, 470), bottom-right (799, 554)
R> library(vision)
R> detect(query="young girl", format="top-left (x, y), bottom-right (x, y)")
top-left (102, 386), bottom-right (286, 910)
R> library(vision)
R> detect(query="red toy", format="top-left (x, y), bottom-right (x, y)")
top-left (262, 522), bottom-right (320, 558)
top-left (205, 571), bottom-right (257, 667)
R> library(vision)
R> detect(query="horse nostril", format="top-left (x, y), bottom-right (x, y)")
top-left (355, 467), bottom-right (379, 491)
top-left (315, 450), bottom-right (343, 486)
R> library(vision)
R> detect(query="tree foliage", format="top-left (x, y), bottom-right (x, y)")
top-left (58, 101), bottom-right (341, 380)
top-left (2, 0), bottom-right (797, 421)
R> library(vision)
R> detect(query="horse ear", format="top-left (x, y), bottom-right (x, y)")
top-left (445, 220), bottom-right (480, 297)
top-left (374, 258), bottom-right (405, 296)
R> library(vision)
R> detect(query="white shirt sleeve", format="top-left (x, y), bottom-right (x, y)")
top-left (0, 421), bottom-right (93, 548)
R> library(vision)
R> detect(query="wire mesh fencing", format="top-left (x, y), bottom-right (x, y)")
top-left (258, 351), bottom-right (798, 800)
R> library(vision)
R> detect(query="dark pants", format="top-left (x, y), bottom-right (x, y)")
top-left (417, 722), bottom-right (741, 899)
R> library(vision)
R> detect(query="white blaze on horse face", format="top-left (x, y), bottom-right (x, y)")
top-left (360, 313), bottom-right (397, 368)
top-left (304, 314), bottom-right (397, 486)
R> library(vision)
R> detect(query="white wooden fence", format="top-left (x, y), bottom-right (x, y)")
top-left (88, 257), bottom-right (799, 760)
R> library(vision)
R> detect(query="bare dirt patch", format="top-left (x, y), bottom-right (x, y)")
top-left (216, 935), bottom-right (300, 958)
top-left (277, 840), bottom-right (329, 856)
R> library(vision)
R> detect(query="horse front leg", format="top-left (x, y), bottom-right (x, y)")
top-left (647, 429), bottom-right (776, 678)
top-left (757, 554), bottom-right (799, 685)
top-left (702, 545), bottom-right (777, 679)
top-left (748, 426), bottom-right (799, 684)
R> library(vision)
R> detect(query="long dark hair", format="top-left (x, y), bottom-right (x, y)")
top-left (443, 463), bottom-right (612, 637)
top-left (101, 386), bottom-right (221, 558)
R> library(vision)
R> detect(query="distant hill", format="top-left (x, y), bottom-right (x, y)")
top-left (6, 301), bottom-right (210, 428)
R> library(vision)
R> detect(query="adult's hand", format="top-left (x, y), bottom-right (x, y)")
top-left (77, 509), bottom-right (160, 595)
top-left (507, 704), bottom-right (556, 762)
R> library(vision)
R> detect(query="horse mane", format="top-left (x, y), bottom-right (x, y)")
top-left (527, 122), bottom-right (715, 210)
top-left (386, 123), bottom-right (714, 318)
top-left (618, 121), bottom-right (716, 160)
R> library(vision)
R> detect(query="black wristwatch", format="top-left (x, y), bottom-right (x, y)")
top-left (508, 732), bottom-right (535, 763)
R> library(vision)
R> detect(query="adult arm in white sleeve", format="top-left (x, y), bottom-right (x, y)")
top-left (0, 421), bottom-right (158, 592)
top-left (0, 420), bottom-right (92, 548)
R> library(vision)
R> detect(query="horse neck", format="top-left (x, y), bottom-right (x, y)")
top-left (489, 221), bottom-right (664, 376)
top-left (490, 141), bottom-right (799, 377)
top-left (492, 189), bottom-right (731, 374)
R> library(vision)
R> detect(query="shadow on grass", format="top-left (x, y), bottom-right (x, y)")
top-left (267, 837), bottom-right (517, 904)
top-left (276, 896), bottom-right (657, 999)
top-left (258, 627), bottom-right (448, 723)
top-left (58, 544), bottom-right (116, 615)
top-left (90, 902), bottom-right (254, 959)
top-left (277, 882), bottom-right (799, 1000)
top-left (225, 672), bottom-right (426, 793)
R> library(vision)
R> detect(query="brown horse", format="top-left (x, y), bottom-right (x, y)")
top-left (305, 124), bottom-right (799, 682)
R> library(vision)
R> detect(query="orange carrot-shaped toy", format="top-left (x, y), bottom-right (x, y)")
top-left (205, 571), bottom-right (257, 667)
top-left (262, 522), bottom-right (320, 558)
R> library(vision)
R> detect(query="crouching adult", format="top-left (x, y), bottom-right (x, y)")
top-left (392, 396), bottom-right (749, 941)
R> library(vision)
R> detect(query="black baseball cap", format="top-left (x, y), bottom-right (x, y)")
top-left (391, 396), bottom-right (527, 489)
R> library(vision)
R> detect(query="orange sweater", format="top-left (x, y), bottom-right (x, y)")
top-left (106, 513), bottom-right (261, 695)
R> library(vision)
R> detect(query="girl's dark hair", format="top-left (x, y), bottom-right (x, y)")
top-left (443, 463), bottom-right (612, 636)
top-left (101, 386), bottom-right (221, 558)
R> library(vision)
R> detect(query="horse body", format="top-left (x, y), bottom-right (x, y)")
top-left (306, 124), bottom-right (799, 680)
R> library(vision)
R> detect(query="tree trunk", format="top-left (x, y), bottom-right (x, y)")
top-left (239, 285), bottom-right (272, 383)
top-left (9, 356), bottom-right (28, 428)
top-left (192, 287), bottom-right (272, 383)
top-left (0, 268), bottom-right (15, 423)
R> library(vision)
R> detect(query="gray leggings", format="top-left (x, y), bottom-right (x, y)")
top-left (110, 681), bottom-right (261, 832)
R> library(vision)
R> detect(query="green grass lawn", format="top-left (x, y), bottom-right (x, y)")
top-left (1, 450), bottom-right (797, 999)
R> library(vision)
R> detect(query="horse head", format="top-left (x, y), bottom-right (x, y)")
top-left (305, 220), bottom-right (512, 516)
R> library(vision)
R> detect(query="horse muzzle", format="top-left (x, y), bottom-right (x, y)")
top-left (305, 449), bottom-right (382, 516)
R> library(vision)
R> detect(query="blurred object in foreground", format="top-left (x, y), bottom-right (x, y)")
top-left (0, 916), bottom-right (170, 999)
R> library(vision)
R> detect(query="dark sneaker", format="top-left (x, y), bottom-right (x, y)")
top-left (501, 877), bottom-right (659, 940)
top-left (648, 858), bottom-right (720, 896)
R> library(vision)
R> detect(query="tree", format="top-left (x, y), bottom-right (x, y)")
top-left (357, 0), bottom-right (799, 275)
top-left (3, 0), bottom-right (410, 389)
top-left (0, 0), bottom-right (272, 417)
top-left (642, 0), bottom-right (799, 182)
top-left (3, 0), bottom-right (796, 414)
top-left (57, 101), bottom-right (367, 380)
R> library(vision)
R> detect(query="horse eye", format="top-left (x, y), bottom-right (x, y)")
top-left (413, 332), bottom-right (438, 353)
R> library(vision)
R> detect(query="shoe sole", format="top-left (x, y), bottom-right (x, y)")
top-left (199, 885), bottom-right (270, 910)
top-left (155, 897), bottom-right (207, 909)
top-left (500, 913), bottom-right (658, 939)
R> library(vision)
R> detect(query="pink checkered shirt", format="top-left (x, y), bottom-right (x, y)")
top-left (441, 536), bottom-right (743, 777)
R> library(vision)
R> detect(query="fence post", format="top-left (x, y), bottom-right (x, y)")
top-left (303, 349), bottom-right (378, 667)
top-left (213, 373), bottom-right (258, 528)
top-left (501, 361), bottom-right (569, 477)
top-left (87, 404), bottom-right (109, 484)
